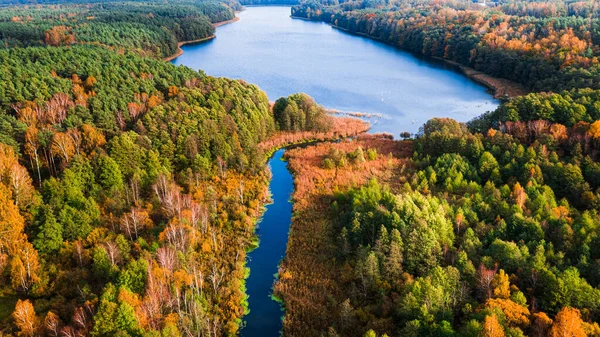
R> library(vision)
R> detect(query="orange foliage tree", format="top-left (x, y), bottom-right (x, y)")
top-left (550, 307), bottom-right (587, 337)
top-left (481, 314), bottom-right (505, 337)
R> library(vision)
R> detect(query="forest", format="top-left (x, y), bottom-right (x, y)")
top-left (276, 115), bottom-right (600, 336)
top-left (0, 1), bottom-right (238, 58)
top-left (0, 44), bottom-right (277, 337)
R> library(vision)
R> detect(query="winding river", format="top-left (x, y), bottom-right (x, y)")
top-left (171, 6), bottom-right (499, 336)
top-left (242, 149), bottom-right (293, 336)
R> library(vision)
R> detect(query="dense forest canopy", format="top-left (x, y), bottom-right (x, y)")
top-left (0, 43), bottom-right (282, 336)
top-left (273, 93), bottom-right (330, 132)
top-left (276, 116), bottom-right (600, 336)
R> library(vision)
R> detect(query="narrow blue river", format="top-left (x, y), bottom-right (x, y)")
top-left (242, 149), bottom-right (293, 336)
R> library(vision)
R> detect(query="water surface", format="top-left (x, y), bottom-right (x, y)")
top-left (242, 149), bottom-right (293, 336)
top-left (173, 6), bottom-right (499, 134)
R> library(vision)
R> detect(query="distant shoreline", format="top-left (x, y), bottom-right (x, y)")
top-left (291, 15), bottom-right (527, 99)
top-left (164, 16), bottom-right (241, 62)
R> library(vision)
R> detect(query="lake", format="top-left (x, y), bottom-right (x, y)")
top-left (172, 6), bottom-right (499, 135)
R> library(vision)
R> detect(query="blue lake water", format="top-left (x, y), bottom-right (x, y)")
top-left (172, 6), bottom-right (499, 135)
top-left (171, 6), bottom-right (499, 336)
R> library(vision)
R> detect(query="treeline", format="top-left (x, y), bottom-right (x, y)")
top-left (0, 1), bottom-right (236, 58)
top-left (468, 87), bottom-right (600, 131)
top-left (291, 0), bottom-right (600, 92)
top-left (501, 0), bottom-right (600, 19)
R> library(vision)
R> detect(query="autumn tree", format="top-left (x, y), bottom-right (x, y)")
top-left (51, 132), bottom-right (75, 164)
top-left (549, 307), bottom-right (587, 337)
top-left (44, 311), bottom-right (61, 337)
top-left (480, 314), bottom-right (505, 337)
top-left (512, 182), bottom-right (527, 209)
top-left (11, 241), bottom-right (42, 294)
top-left (486, 298), bottom-right (530, 328)
top-left (24, 127), bottom-right (42, 184)
top-left (0, 143), bottom-right (35, 209)
top-left (588, 120), bottom-right (600, 139)
top-left (13, 299), bottom-right (37, 337)
top-left (492, 269), bottom-right (510, 299)
top-left (476, 264), bottom-right (497, 300)
top-left (0, 183), bottom-right (25, 255)
top-left (81, 124), bottom-right (106, 153)
top-left (531, 312), bottom-right (553, 337)
top-left (45, 26), bottom-right (75, 46)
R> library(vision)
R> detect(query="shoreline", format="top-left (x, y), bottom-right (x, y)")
top-left (214, 15), bottom-right (241, 27)
top-left (163, 35), bottom-right (216, 62)
top-left (163, 16), bottom-right (240, 62)
top-left (432, 57), bottom-right (529, 99)
top-left (292, 15), bottom-right (527, 99)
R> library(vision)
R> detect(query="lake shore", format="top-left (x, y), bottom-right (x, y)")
top-left (163, 16), bottom-right (240, 62)
top-left (292, 16), bottom-right (527, 99)
top-left (433, 57), bottom-right (529, 99)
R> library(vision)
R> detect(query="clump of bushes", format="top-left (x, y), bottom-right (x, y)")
top-left (322, 146), bottom-right (377, 169)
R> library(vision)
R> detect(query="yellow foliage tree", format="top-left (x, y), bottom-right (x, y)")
top-left (589, 120), bottom-right (600, 139)
top-left (492, 269), bottom-right (511, 299)
top-left (512, 182), bottom-right (527, 209)
top-left (486, 298), bottom-right (530, 327)
top-left (0, 184), bottom-right (26, 255)
top-left (531, 312), bottom-right (553, 337)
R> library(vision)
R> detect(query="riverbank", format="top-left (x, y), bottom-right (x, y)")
top-left (214, 15), bottom-right (241, 27)
top-left (330, 22), bottom-right (527, 99)
top-left (331, 21), bottom-right (527, 99)
top-left (292, 15), bottom-right (526, 99)
top-left (163, 16), bottom-right (241, 62)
